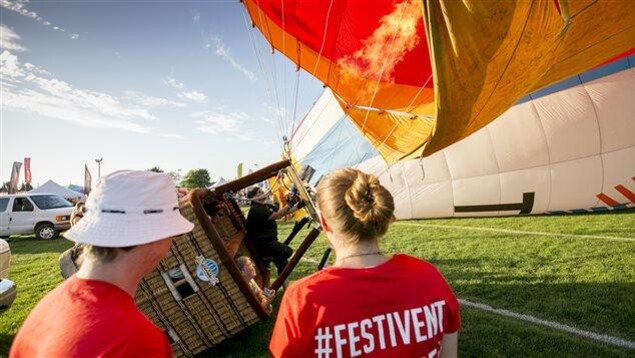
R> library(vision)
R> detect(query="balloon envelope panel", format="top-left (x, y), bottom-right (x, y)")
top-left (294, 59), bottom-right (635, 218)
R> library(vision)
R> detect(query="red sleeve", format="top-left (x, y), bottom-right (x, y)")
top-left (269, 287), bottom-right (301, 357)
top-left (444, 287), bottom-right (461, 333)
top-left (435, 267), bottom-right (460, 334)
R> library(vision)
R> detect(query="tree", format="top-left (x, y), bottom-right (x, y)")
top-left (148, 166), bottom-right (164, 173)
top-left (167, 170), bottom-right (182, 185)
top-left (180, 169), bottom-right (211, 189)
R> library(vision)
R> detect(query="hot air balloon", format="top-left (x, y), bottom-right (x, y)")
top-left (292, 56), bottom-right (635, 218)
top-left (243, 0), bottom-right (635, 218)
top-left (244, 0), bottom-right (634, 158)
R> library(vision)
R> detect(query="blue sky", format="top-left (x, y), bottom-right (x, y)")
top-left (0, 0), bottom-right (323, 187)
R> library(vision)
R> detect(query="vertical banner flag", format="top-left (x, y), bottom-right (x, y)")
top-left (84, 164), bottom-right (92, 195)
top-left (24, 157), bottom-right (32, 184)
top-left (9, 161), bottom-right (22, 194)
top-left (237, 163), bottom-right (243, 179)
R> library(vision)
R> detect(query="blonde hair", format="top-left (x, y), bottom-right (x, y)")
top-left (317, 168), bottom-right (395, 243)
top-left (236, 256), bottom-right (253, 271)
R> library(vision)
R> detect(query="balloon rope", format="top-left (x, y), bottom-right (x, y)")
top-left (243, 6), bottom-right (285, 149)
top-left (373, 73), bottom-right (433, 164)
top-left (344, 7), bottom-right (406, 172)
top-left (254, 1), bottom-right (286, 137)
top-left (288, 0), bottom-right (333, 155)
top-left (288, 97), bottom-right (314, 144)
top-left (311, 0), bottom-right (335, 77)
top-left (254, 1), bottom-right (285, 136)
top-left (289, 70), bottom-right (301, 138)
top-left (404, 74), bottom-right (433, 113)
top-left (289, 93), bottom-right (335, 154)
top-left (269, 51), bottom-right (286, 137)
top-left (419, 156), bottom-right (426, 181)
top-left (282, 0), bottom-right (288, 132)
top-left (356, 6), bottom-right (406, 140)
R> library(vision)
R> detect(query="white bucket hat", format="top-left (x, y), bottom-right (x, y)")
top-left (65, 170), bottom-right (194, 247)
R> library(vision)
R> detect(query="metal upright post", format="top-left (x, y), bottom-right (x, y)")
top-left (95, 158), bottom-right (103, 178)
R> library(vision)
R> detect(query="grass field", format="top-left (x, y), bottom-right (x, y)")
top-left (1, 210), bottom-right (633, 357)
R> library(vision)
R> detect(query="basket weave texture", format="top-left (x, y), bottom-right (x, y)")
top-left (135, 195), bottom-right (263, 357)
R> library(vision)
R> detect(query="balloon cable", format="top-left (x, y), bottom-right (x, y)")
top-left (241, 7), bottom-right (286, 150)
top-left (311, 0), bottom-right (335, 76)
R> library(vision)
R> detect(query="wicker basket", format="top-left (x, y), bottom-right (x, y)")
top-left (135, 189), bottom-right (269, 357)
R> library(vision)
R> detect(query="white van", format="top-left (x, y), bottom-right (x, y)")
top-left (0, 194), bottom-right (73, 240)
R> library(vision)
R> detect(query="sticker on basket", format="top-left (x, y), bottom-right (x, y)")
top-left (195, 255), bottom-right (219, 285)
top-left (167, 267), bottom-right (184, 280)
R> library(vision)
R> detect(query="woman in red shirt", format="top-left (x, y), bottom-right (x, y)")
top-left (270, 168), bottom-right (460, 358)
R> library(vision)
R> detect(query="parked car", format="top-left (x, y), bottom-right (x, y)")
top-left (0, 239), bottom-right (16, 308)
top-left (0, 193), bottom-right (73, 240)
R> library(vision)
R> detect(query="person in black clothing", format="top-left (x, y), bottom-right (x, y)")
top-left (246, 187), bottom-right (303, 275)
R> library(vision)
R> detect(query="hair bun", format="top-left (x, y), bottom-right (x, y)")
top-left (317, 168), bottom-right (395, 242)
top-left (344, 172), bottom-right (392, 225)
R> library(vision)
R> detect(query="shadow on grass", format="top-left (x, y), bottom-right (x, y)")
top-left (427, 258), bottom-right (635, 341)
top-left (197, 319), bottom-right (275, 358)
top-left (0, 335), bottom-right (14, 357)
top-left (196, 296), bottom-right (282, 358)
top-left (459, 306), bottom-right (631, 358)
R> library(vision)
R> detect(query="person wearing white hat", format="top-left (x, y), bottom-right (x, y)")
top-left (11, 170), bottom-right (194, 358)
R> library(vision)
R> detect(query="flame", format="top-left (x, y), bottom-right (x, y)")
top-left (337, 0), bottom-right (422, 103)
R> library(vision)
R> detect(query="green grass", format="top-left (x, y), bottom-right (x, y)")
top-left (1, 210), bottom-right (634, 357)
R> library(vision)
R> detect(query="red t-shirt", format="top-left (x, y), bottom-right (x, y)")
top-left (270, 254), bottom-right (460, 358)
top-left (10, 276), bottom-right (172, 358)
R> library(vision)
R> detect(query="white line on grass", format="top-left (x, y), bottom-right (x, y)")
top-left (298, 257), bottom-right (635, 350)
top-left (460, 299), bottom-right (635, 350)
top-left (394, 222), bottom-right (635, 242)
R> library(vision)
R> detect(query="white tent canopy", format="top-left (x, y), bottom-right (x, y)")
top-left (210, 177), bottom-right (227, 188)
top-left (29, 180), bottom-right (85, 201)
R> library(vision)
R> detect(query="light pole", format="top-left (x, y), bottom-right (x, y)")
top-left (95, 158), bottom-right (103, 178)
